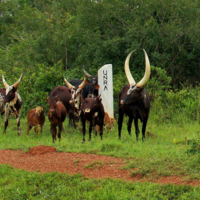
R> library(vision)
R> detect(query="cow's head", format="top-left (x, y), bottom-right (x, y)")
top-left (35, 106), bottom-right (44, 116)
top-left (84, 95), bottom-right (102, 113)
top-left (46, 96), bottom-right (60, 114)
top-left (63, 76), bottom-right (88, 109)
top-left (82, 83), bottom-right (100, 99)
top-left (2, 72), bottom-right (23, 103)
top-left (83, 65), bottom-right (98, 85)
top-left (120, 49), bottom-right (151, 106)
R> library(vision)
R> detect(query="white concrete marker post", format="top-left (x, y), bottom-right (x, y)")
top-left (98, 64), bottom-right (114, 118)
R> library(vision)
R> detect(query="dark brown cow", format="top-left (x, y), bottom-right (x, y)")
top-left (27, 106), bottom-right (45, 135)
top-left (80, 96), bottom-right (105, 142)
top-left (0, 72), bottom-right (23, 135)
top-left (118, 49), bottom-right (151, 141)
top-left (83, 66), bottom-right (99, 97)
top-left (49, 77), bottom-right (86, 128)
top-left (46, 96), bottom-right (67, 143)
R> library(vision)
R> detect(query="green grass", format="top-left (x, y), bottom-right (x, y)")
top-left (1, 110), bottom-right (200, 179)
top-left (1, 105), bottom-right (200, 199)
top-left (0, 164), bottom-right (200, 200)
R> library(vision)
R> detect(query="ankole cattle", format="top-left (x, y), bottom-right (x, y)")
top-left (49, 77), bottom-right (87, 128)
top-left (118, 49), bottom-right (151, 141)
top-left (27, 106), bottom-right (45, 135)
top-left (0, 72), bottom-right (23, 136)
top-left (63, 76), bottom-right (88, 126)
top-left (80, 96), bottom-right (105, 142)
top-left (46, 96), bottom-right (67, 143)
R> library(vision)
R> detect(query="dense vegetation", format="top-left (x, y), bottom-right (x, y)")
top-left (1, 0), bottom-right (200, 116)
top-left (1, 109), bottom-right (200, 199)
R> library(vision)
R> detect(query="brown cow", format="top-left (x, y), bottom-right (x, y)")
top-left (27, 106), bottom-right (45, 135)
top-left (80, 96), bottom-right (105, 142)
top-left (46, 96), bottom-right (67, 143)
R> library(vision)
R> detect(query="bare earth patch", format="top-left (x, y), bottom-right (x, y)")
top-left (0, 145), bottom-right (200, 187)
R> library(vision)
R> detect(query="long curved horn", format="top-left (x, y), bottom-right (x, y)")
top-left (136, 49), bottom-right (151, 87)
top-left (2, 74), bottom-right (9, 88)
top-left (83, 65), bottom-right (93, 78)
top-left (124, 50), bottom-right (136, 85)
top-left (78, 77), bottom-right (87, 89)
top-left (63, 76), bottom-right (74, 89)
top-left (13, 72), bottom-right (23, 89)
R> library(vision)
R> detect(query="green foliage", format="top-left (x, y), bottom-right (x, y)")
top-left (147, 65), bottom-right (171, 100)
top-left (20, 61), bottom-right (65, 116)
top-left (186, 138), bottom-right (200, 158)
top-left (1, 0), bottom-right (200, 90)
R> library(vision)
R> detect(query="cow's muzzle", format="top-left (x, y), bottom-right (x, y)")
top-left (49, 109), bottom-right (55, 115)
top-left (120, 100), bottom-right (125, 105)
top-left (85, 108), bottom-right (90, 113)
top-left (87, 94), bottom-right (94, 98)
top-left (69, 100), bottom-right (76, 104)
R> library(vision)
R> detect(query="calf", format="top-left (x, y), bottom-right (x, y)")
top-left (46, 96), bottom-right (67, 143)
top-left (95, 112), bottom-right (116, 133)
top-left (27, 106), bottom-right (45, 135)
top-left (80, 96), bottom-right (105, 142)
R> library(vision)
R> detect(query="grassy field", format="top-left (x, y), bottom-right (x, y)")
top-left (1, 105), bottom-right (200, 199)
top-left (1, 164), bottom-right (200, 200)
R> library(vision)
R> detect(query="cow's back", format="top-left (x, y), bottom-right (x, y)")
top-left (27, 109), bottom-right (36, 120)
top-left (56, 101), bottom-right (67, 122)
top-left (50, 86), bottom-right (71, 111)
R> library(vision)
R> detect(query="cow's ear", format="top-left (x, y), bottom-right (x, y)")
top-left (94, 85), bottom-right (100, 90)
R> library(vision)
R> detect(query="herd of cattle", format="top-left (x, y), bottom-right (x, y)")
top-left (0, 49), bottom-right (151, 143)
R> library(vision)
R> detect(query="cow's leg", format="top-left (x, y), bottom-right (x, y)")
top-left (127, 116), bottom-right (133, 136)
top-left (89, 122), bottom-right (93, 141)
top-left (134, 118), bottom-right (140, 141)
top-left (99, 122), bottom-right (103, 140)
top-left (3, 105), bottom-right (9, 134)
top-left (69, 113), bottom-right (73, 126)
top-left (142, 117), bottom-right (148, 142)
top-left (118, 108), bottom-right (124, 139)
top-left (72, 114), bottom-right (78, 129)
top-left (16, 113), bottom-right (21, 136)
top-left (27, 122), bottom-right (30, 135)
top-left (35, 125), bottom-right (38, 135)
top-left (3, 119), bottom-right (8, 134)
top-left (40, 125), bottom-right (43, 134)
top-left (51, 124), bottom-right (56, 143)
top-left (58, 123), bottom-right (62, 142)
top-left (82, 119), bottom-right (86, 142)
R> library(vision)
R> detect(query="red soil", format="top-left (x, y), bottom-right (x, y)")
top-left (0, 145), bottom-right (200, 186)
